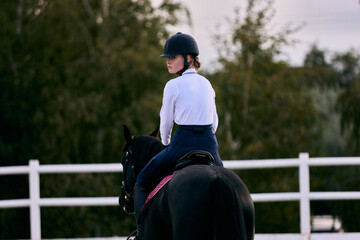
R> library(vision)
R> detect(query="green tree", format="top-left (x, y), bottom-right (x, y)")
top-left (0, 0), bottom-right (186, 238)
top-left (334, 50), bottom-right (360, 154)
top-left (209, 0), bottom-right (321, 233)
top-left (212, 0), bottom-right (318, 160)
top-left (331, 50), bottom-right (360, 232)
top-left (337, 79), bottom-right (360, 153)
top-left (304, 44), bottom-right (329, 68)
top-left (297, 45), bottom-right (345, 156)
top-left (298, 46), bottom-right (359, 232)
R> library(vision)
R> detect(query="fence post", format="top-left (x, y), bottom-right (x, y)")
top-left (299, 153), bottom-right (311, 236)
top-left (29, 160), bottom-right (41, 240)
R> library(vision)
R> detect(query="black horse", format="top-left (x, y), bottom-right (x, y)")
top-left (119, 125), bottom-right (255, 240)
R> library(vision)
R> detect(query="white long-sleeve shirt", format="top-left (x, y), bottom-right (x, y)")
top-left (160, 69), bottom-right (219, 146)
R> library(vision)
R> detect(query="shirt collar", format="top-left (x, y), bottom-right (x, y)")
top-left (182, 69), bottom-right (197, 75)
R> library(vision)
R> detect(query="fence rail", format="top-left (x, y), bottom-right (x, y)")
top-left (1, 153), bottom-right (360, 240)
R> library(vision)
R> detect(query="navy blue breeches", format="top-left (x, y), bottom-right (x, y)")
top-left (136, 125), bottom-right (223, 189)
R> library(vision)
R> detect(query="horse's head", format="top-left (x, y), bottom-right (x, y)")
top-left (118, 125), bottom-right (162, 213)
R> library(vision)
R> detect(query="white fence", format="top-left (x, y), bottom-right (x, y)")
top-left (1, 153), bottom-right (360, 240)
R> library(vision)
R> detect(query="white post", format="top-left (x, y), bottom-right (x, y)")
top-left (299, 153), bottom-right (311, 236)
top-left (29, 160), bottom-right (41, 240)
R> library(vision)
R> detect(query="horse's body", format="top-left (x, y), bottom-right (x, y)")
top-left (119, 126), bottom-right (255, 240)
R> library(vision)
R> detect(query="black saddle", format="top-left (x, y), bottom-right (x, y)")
top-left (148, 150), bottom-right (215, 194)
top-left (175, 150), bottom-right (215, 171)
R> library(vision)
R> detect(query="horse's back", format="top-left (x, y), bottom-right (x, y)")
top-left (145, 165), bottom-right (255, 240)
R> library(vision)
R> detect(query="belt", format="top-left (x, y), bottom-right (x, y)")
top-left (178, 125), bottom-right (211, 134)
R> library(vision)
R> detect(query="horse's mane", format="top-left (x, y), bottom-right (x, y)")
top-left (131, 135), bottom-right (163, 176)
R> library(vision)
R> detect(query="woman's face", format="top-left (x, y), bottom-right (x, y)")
top-left (166, 54), bottom-right (184, 74)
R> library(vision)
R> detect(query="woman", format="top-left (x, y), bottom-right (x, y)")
top-left (134, 32), bottom-right (223, 239)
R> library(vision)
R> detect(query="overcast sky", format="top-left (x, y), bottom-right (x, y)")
top-left (152, 0), bottom-right (360, 70)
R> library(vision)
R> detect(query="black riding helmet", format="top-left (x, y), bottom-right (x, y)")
top-left (160, 32), bottom-right (199, 75)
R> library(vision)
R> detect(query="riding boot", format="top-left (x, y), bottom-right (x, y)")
top-left (134, 184), bottom-right (147, 240)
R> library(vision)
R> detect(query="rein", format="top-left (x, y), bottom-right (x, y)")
top-left (126, 229), bottom-right (137, 240)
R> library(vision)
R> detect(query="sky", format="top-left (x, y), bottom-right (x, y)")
top-left (151, 0), bottom-right (360, 70)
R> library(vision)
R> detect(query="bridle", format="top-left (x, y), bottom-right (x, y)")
top-left (120, 146), bottom-right (136, 211)
top-left (119, 134), bottom-right (162, 212)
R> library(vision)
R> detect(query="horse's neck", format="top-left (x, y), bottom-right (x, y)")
top-left (133, 136), bottom-right (162, 174)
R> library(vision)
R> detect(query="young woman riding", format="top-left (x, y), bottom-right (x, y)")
top-left (134, 32), bottom-right (223, 239)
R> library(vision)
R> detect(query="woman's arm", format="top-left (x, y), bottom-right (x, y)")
top-left (160, 82), bottom-right (176, 145)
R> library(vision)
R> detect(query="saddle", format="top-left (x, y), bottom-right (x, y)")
top-left (174, 150), bottom-right (215, 171)
top-left (141, 150), bottom-right (215, 215)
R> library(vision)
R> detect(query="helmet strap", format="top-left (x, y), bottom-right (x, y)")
top-left (177, 54), bottom-right (193, 76)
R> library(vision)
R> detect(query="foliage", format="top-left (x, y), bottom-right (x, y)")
top-left (208, 0), bottom-right (321, 232)
top-left (209, 0), bottom-right (360, 233)
top-left (295, 45), bottom-right (347, 156)
top-left (298, 47), bottom-right (360, 231)
top-left (211, 0), bottom-right (320, 160)
top-left (335, 51), bottom-right (360, 154)
top-left (0, 0), bottom-right (185, 238)
top-left (337, 79), bottom-right (360, 153)
top-left (1, 0), bottom-right (360, 237)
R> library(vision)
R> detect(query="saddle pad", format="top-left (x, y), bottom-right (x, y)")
top-left (141, 174), bottom-right (174, 214)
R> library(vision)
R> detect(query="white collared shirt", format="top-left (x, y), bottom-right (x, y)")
top-left (160, 69), bottom-right (219, 145)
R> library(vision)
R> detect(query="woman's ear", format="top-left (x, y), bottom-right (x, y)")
top-left (186, 55), bottom-right (192, 63)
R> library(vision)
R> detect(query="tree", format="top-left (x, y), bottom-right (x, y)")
top-left (209, 0), bottom-right (322, 233)
top-left (0, 0), bottom-right (187, 238)
top-left (298, 46), bottom-right (357, 232)
top-left (212, 0), bottom-right (318, 160)
top-left (304, 44), bottom-right (329, 68)
top-left (297, 45), bottom-right (346, 156)
top-left (333, 50), bottom-right (360, 154)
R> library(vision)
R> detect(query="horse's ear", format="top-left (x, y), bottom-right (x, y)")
top-left (150, 125), bottom-right (159, 137)
top-left (123, 124), bottom-right (132, 143)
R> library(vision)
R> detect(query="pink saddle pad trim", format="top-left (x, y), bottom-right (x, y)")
top-left (141, 174), bottom-right (174, 213)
